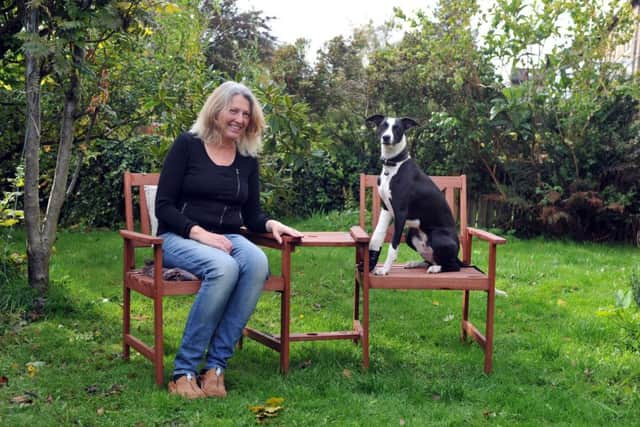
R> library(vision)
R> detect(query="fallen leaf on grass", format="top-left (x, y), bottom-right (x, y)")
top-left (432, 300), bottom-right (440, 306)
top-left (483, 410), bottom-right (497, 418)
top-left (105, 383), bottom-right (123, 396)
top-left (97, 407), bottom-right (105, 416)
top-left (443, 314), bottom-right (454, 322)
top-left (26, 364), bottom-right (38, 378)
top-left (0, 376), bottom-right (8, 387)
top-left (132, 314), bottom-right (150, 321)
top-left (557, 299), bottom-right (567, 306)
top-left (265, 397), bottom-right (284, 406)
top-left (399, 419), bottom-right (406, 426)
top-left (342, 369), bottom-right (353, 379)
top-left (10, 395), bottom-right (34, 405)
top-left (249, 397), bottom-right (285, 423)
top-left (248, 404), bottom-right (265, 414)
top-left (431, 393), bottom-right (441, 401)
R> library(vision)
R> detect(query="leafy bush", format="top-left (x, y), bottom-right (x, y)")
top-left (60, 136), bottom-right (160, 228)
top-left (0, 166), bottom-right (28, 312)
top-left (632, 268), bottom-right (640, 309)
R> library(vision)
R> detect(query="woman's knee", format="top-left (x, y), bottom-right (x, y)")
top-left (241, 247), bottom-right (269, 280)
top-left (202, 254), bottom-right (239, 284)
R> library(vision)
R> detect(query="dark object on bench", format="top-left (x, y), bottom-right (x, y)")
top-left (140, 259), bottom-right (199, 281)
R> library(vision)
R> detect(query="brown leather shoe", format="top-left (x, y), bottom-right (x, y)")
top-left (200, 368), bottom-right (227, 398)
top-left (168, 373), bottom-right (206, 399)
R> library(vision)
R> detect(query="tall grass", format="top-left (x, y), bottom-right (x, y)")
top-left (1, 213), bottom-right (639, 426)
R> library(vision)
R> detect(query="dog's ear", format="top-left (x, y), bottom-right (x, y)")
top-left (365, 114), bottom-right (385, 127)
top-left (401, 118), bottom-right (419, 130)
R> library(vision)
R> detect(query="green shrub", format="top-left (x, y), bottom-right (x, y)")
top-left (632, 268), bottom-right (640, 309)
top-left (60, 136), bottom-right (160, 228)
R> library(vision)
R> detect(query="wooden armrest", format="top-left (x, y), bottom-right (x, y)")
top-left (350, 225), bottom-right (370, 243)
top-left (242, 229), bottom-right (301, 249)
top-left (119, 229), bottom-right (163, 245)
top-left (466, 227), bottom-right (507, 245)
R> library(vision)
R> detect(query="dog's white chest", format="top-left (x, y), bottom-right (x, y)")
top-left (378, 166), bottom-right (398, 212)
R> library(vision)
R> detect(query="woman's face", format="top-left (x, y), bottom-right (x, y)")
top-left (218, 94), bottom-right (251, 144)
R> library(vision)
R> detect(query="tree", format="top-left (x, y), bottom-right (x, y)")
top-left (200, 0), bottom-right (276, 77)
top-left (19, 0), bottom-right (148, 303)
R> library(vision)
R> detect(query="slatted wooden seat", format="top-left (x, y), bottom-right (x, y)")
top-left (120, 172), bottom-right (298, 385)
top-left (350, 174), bottom-right (506, 373)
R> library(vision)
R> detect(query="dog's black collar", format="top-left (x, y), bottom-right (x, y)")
top-left (381, 149), bottom-right (409, 166)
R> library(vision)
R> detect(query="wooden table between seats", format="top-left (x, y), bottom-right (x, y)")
top-left (242, 231), bottom-right (362, 374)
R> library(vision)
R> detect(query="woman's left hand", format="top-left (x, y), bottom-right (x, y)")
top-left (266, 219), bottom-right (303, 244)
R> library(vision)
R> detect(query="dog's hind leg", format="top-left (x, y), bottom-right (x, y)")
top-left (405, 260), bottom-right (430, 269)
top-left (429, 231), bottom-right (460, 273)
top-left (405, 228), bottom-right (434, 270)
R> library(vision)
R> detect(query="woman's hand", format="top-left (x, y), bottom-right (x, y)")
top-left (189, 225), bottom-right (233, 253)
top-left (266, 219), bottom-right (303, 244)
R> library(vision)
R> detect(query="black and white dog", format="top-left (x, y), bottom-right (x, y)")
top-left (365, 114), bottom-right (462, 275)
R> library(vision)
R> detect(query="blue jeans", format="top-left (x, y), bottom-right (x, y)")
top-left (160, 232), bottom-right (269, 377)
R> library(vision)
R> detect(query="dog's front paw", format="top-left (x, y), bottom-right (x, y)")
top-left (373, 266), bottom-right (390, 276)
top-left (367, 249), bottom-right (381, 272)
top-left (427, 265), bottom-right (442, 274)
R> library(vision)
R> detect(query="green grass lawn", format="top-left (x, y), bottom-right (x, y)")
top-left (1, 210), bottom-right (639, 426)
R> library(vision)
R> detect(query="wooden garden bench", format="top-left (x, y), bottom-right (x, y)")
top-left (350, 174), bottom-right (507, 373)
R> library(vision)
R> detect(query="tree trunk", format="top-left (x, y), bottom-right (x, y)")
top-left (44, 45), bottom-right (82, 242)
top-left (23, 6), bottom-right (83, 303)
top-left (23, 4), bottom-right (49, 297)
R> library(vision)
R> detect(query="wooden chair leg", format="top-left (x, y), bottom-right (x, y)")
top-left (362, 275), bottom-right (370, 369)
top-left (461, 289), bottom-right (470, 341)
top-left (280, 288), bottom-right (290, 374)
top-left (484, 290), bottom-right (495, 374)
top-left (154, 296), bottom-right (164, 386)
top-left (123, 285), bottom-right (131, 360)
top-left (353, 273), bottom-right (361, 345)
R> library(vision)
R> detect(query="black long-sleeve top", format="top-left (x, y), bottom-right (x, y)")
top-left (155, 132), bottom-right (270, 237)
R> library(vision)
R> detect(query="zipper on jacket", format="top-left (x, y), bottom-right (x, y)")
top-left (235, 168), bottom-right (240, 198)
top-left (181, 202), bottom-right (187, 213)
top-left (219, 205), bottom-right (227, 225)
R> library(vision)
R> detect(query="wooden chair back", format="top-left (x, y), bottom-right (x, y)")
top-left (123, 172), bottom-right (159, 243)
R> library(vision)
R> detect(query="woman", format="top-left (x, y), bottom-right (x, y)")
top-left (155, 81), bottom-right (302, 399)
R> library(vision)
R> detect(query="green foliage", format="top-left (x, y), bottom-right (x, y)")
top-left (0, 165), bottom-right (24, 228)
top-left (0, 230), bottom-right (28, 309)
top-left (1, 224), bottom-right (640, 425)
top-left (61, 136), bottom-right (159, 228)
top-left (3, 0), bottom-right (640, 244)
top-left (201, 0), bottom-right (276, 77)
top-left (632, 268), bottom-right (640, 308)
top-left (0, 167), bottom-right (27, 305)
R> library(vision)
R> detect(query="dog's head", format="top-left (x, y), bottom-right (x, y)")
top-left (365, 115), bottom-right (419, 146)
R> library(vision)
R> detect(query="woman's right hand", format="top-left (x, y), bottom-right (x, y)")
top-left (189, 225), bottom-right (233, 253)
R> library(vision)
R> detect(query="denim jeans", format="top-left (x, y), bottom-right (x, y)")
top-left (160, 232), bottom-right (269, 377)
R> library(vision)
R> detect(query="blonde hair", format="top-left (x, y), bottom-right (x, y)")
top-left (190, 81), bottom-right (265, 157)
